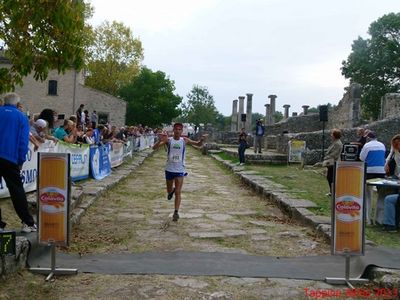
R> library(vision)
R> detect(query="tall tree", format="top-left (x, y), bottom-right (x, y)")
top-left (85, 21), bottom-right (143, 96)
top-left (0, 0), bottom-right (90, 93)
top-left (119, 67), bottom-right (182, 126)
top-left (341, 13), bottom-right (400, 119)
top-left (181, 85), bottom-right (219, 127)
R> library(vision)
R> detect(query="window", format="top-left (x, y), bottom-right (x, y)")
top-left (48, 80), bottom-right (58, 95)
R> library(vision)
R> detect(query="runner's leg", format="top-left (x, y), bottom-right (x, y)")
top-left (174, 176), bottom-right (184, 211)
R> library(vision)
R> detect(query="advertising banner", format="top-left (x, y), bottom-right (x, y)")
top-left (123, 139), bottom-right (133, 159)
top-left (89, 144), bottom-right (111, 180)
top-left (56, 141), bottom-right (90, 181)
top-left (37, 153), bottom-right (70, 246)
top-left (288, 140), bottom-right (306, 163)
top-left (332, 161), bottom-right (365, 255)
top-left (109, 142), bottom-right (124, 167)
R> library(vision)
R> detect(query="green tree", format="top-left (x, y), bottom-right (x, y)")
top-left (214, 113), bottom-right (230, 131)
top-left (85, 21), bottom-right (143, 96)
top-left (119, 67), bottom-right (182, 126)
top-left (274, 111), bottom-right (284, 123)
top-left (0, 0), bottom-right (90, 93)
top-left (181, 85), bottom-right (219, 127)
top-left (341, 13), bottom-right (400, 119)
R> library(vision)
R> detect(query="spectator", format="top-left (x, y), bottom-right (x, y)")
top-left (80, 109), bottom-right (86, 129)
top-left (360, 131), bottom-right (386, 224)
top-left (54, 119), bottom-right (77, 143)
top-left (322, 128), bottom-right (343, 197)
top-left (30, 119), bottom-right (58, 144)
top-left (76, 104), bottom-right (84, 126)
top-left (384, 134), bottom-right (400, 177)
top-left (93, 124), bottom-right (105, 144)
top-left (69, 114), bottom-right (77, 124)
top-left (381, 134), bottom-right (400, 232)
top-left (0, 92), bottom-right (37, 232)
top-left (38, 108), bottom-right (57, 132)
top-left (238, 127), bottom-right (248, 166)
top-left (254, 119), bottom-right (265, 154)
top-left (91, 110), bottom-right (98, 129)
top-left (116, 127), bottom-right (127, 142)
top-left (83, 128), bottom-right (95, 145)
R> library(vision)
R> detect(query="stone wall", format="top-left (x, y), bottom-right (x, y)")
top-left (4, 67), bottom-right (127, 127)
top-left (381, 93), bottom-right (400, 120)
top-left (261, 83), bottom-right (363, 135)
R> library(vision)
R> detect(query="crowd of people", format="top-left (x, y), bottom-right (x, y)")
top-left (0, 92), bottom-right (158, 233)
top-left (14, 102), bottom-right (158, 150)
top-left (323, 127), bottom-right (400, 232)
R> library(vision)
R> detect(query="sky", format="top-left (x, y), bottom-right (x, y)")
top-left (88, 0), bottom-right (400, 116)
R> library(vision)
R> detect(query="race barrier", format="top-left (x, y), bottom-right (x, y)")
top-left (0, 135), bottom-right (155, 198)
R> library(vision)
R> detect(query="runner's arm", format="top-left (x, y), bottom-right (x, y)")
top-left (184, 134), bottom-right (208, 146)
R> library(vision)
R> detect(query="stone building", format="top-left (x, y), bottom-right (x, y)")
top-left (0, 57), bottom-right (126, 127)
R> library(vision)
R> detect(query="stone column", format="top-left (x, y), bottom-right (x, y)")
top-left (231, 99), bottom-right (238, 132)
top-left (238, 96), bottom-right (245, 129)
top-left (268, 95), bottom-right (277, 124)
top-left (264, 103), bottom-right (270, 125)
top-left (302, 105), bottom-right (310, 115)
top-left (246, 93), bottom-right (253, 132)
top-left (283, 104), bottom-right (290, 119)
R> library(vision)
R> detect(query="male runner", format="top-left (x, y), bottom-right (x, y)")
top-left (153, 123), bottom-right (207, 221)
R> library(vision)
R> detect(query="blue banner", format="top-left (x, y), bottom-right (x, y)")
top-left (89, 144), bottom-right (111, 180)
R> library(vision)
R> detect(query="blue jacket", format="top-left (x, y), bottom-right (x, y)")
top-left (255, 124), bottom-right (265, 136)
top-left (0, 105), bottom-right (30, 166)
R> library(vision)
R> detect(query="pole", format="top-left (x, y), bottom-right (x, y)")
top-left (321, 121), bottom-right (325, 161)
top-left (72, 70), bottom-right (77, 115)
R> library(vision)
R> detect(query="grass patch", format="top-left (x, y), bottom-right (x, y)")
top-left (215, 151), bottom-right (239, 164)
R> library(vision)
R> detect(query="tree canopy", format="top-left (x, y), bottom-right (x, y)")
top-left (84, 20), bottom-right (143, 96)
top-left (0, 0), bottom-right (90, 93)
top-left (119, 67), bottom-right (182, 127)
top-left (180, 85), bottom-right (219, 127)
top-left (341, 13), bottom-right (400, 119)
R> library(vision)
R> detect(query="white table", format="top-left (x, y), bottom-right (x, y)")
top-left (366, 178), bottom-right (400, 225)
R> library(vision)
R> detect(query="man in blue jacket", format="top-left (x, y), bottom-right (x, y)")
top-left (0, 93), bottom-right (37, 233)
top-left (254, 119), bottom-right (265, 154)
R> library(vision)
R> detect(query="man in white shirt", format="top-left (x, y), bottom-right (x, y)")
top-left (153, 123), bottom-right (207, 221)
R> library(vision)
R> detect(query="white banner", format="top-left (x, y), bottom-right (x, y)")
top-left (56, 141), bottom-right (90, 181)
top-left (109, 142), bottom-right (124, 168)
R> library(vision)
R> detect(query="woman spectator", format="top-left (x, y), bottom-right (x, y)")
top-left (322, 128), bottom-right (343, 196)
top-left (38, 109), bottom-right (57, 132)
top-left (83, 128), bottom-right (95, 145)
top-left (381, 135), bottom-right (400, 232)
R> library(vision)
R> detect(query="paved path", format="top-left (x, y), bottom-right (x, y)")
top-left (69, 146), bottom-right (330, 257)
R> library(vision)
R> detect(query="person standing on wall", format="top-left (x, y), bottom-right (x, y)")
top-left (254, 119), bottom-right (265, 154)
top-left (91, 110), bottom-right (98, 129)
top-left (153, 123), bottom-right (207, 222)
top-left (238, 127), bottom-right (248, 166)
top-left (76, 104), bottom-right (84, 126)
top-left (322, 128), bottom-right (343, 197)
top-left (0, 93), bottom-right (37, 233)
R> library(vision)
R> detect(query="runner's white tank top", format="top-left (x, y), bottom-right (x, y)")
top-left (165, 137), bottom-right (186, 173)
